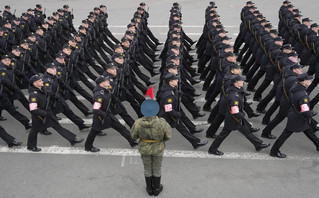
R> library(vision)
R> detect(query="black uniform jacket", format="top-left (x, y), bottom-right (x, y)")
top-left (28, 85), bottom-right (58, 131)
top-left (92, 86), bottom-right (112, 131)
top-left (158, 82), bottom-right (181, 128)
top-left (287, 83), bottom-right (313, 132)
top-left (224, 85), bottom-right (245, 130)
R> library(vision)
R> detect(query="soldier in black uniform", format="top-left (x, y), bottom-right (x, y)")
top-left (42, 62), bottom-right (91, 131)
top-left (261, 62), bottom-right (302, 139)
top-left (84, 76), bottom-right (138, 152)
top-left (63, 5), bottom-right (76, 33)
top-left (270, 73), bottom-right (319, 158)
top-left (34, 4), bottom-right (46, 26)
top-left (208, 74), bottom-right (270, 155)
top-left (27, 74), bottom-right (84, 152)
top-left (2, 6), bottom-right (13, 22)
top-left (158, 73), bottom-right (208, 149)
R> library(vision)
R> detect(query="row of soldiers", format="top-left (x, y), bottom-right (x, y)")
top-left (197, 1), bottom-right (319, 158)
top-left (155, 2), bottom-right (208, 150)
top-left (195, 1), bottom-right (270, 155)
top-left (0, 3), bottom-right (162, 151)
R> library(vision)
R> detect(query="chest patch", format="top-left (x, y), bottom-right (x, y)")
top-left (31, 98), bottom-right (36, 102)
top-left (234, 101), bottom-right (239, 105)
top-left (97, 98), bottom-right (102, 102)
top-left (167, 98), bottom-right (172, 103)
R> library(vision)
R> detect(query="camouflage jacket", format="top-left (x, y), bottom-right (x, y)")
top-left (131, 116), bottom-right (172, 155)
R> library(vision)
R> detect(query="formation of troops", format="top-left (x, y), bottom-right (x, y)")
top-left (0, 1), bottom-right (319, 159)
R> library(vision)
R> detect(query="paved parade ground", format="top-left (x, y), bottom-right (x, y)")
top-left (1, 0), bottom-right (319, 197)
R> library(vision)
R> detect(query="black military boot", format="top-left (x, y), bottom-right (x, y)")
top-left (152, 176), bottom-right (163, 196)
top-left (145, 177), bottom-right (153, 196)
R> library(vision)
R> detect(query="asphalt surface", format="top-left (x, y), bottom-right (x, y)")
top-left (1, 0), bottom-right (319, 197)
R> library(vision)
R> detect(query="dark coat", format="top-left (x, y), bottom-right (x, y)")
top-left (91, 86), bottom-right (112, 131)
top-left (28, 85), bottom-right (57, 131)
top-left (158, 82), bottom-right (181, 128)
top-left (224, 85), bottom-right (245, 130)
top-left (286, 83), bottom-right (313, 132)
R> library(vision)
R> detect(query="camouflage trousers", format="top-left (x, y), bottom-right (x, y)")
top-left (141, 154), bottom-right (163, 177)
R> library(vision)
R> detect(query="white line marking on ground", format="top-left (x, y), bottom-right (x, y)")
top-left (58, 118), bottom-right (208, 126)
top-left (108, 25), bottom-right (238, 28)
top-left (0, 146), bottom-right (317, 161)
top-left (121, 155), bottom-right (126, 167)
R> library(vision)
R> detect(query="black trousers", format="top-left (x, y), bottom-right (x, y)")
top-left (68, 92), bottom-right (90, 116)
top-left (175, 121), bottom-right (200, 146)
top-left (209, 124), bottom-right (263, 151)
top-left (203, 69), bottom-right (216, 89)
top-left (271, 128), bottom-right (319, 153)
top-left (206, 113), bottom-right (225, 136)
top-left (0, 96), bottom-right (30, 127)
top-left (86, 59), bottom-right (104, 75)
top-left (247, 69), bottom-right (265, 90)
top-left (77, 71), bottom-right (95, 91)
top-left (182, 96), bottom-right (199, 117)
top-left (56, 99), bottom-right (85, 127)
top-left (263, 100), bottom-right (280, 121)
top-left (0, 125), bottom-right (15, 145)
top-left (27, 119), bottom-right (76, 148)
top-left (262, 108), bottom-right (288, 136)
top-left (254, 79), bottom-right (272, 99)
top-left (245, 62), bottom-right (260, 82)
top-left (70, 79), bottom-right (93, 103)
top-left (105, 27), bottom-right (120, 43)
top-left (257, 84), bottom-right (276, 111)
top-left (310, 92), bottom-right (319, 110)
top-left (84, 115), bottom-right (134, 149)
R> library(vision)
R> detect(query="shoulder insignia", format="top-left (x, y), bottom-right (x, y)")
top-left (234, 101), bottom-right (239, 105)
top-left (45, 83), bottom-right (50, 86)
top-left (37, 14), bottom-right (40, 17)
top-left (75, 46), bottom-right (78, 49)
top-left (57, 71), bottom-right (61, 75)
top-left (1, 72), bottom-right (6, 76)
top-left (65, 16), bottom-right (68, 18)
top-left (304, 98), bottom-right (308, 103)
top-left (21, 54), bottom-right (24, 57)
top-left (97, 98), bottom-right (102, 102)
top-left (28, 48), bottom-right (31, 50)
top-left (31, 98), bottom-right (36, 102)
top-left (167, 98), bottom-right (172, 103)
top-left (59, 19), bottom-right (62, 21)
top-left (109, 85), bottom-right (112, 89)
top-left (4, 33), bottom-right (8, 36)
top-left (33, 91), bottom-right (38, 93)
top-left (12, 29), bottom-right (16, 32)
top-left (21, 25), bottom-right (24, 27)
top-left (11, 62), bottom-right (15, 66)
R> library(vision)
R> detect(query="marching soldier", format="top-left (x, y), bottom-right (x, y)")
top-left (270, 74), bottom-right (319, 158)
top-left (27, 74), bottom-right (84, 152)
top-left (84, 76), bottom-right (138, 152)
top-left (42, 62), bottom-right (91, 131)
top-left (158, 73), bottom-right (208, 149)
top-left (208, 74), bottom-right (270, 155)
